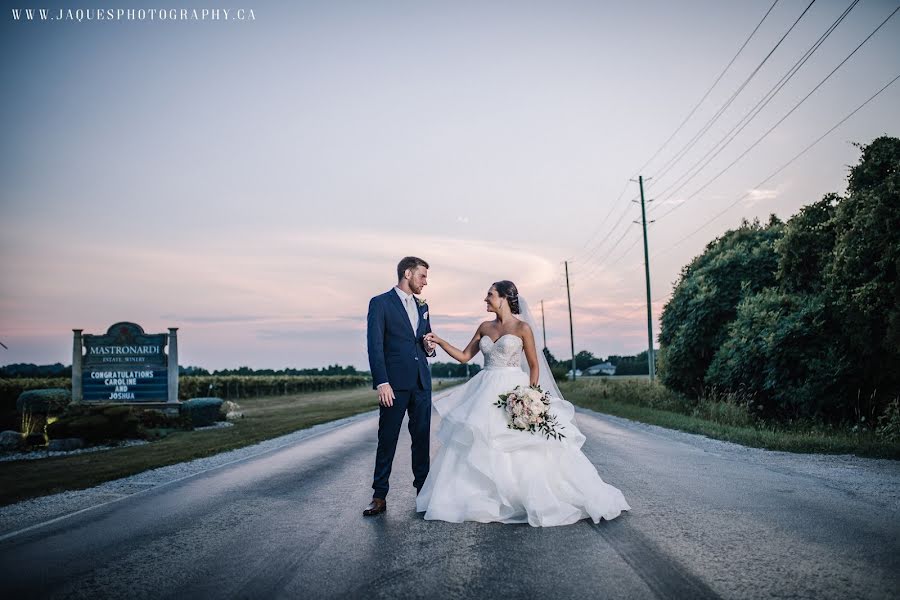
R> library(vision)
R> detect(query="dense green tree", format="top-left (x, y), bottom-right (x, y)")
top-left (658, 136), bottom-right (900, 423)
top-left (575, 350), bottom-right (603, 369)
top-left (430, 362), bottom-right (481, 378)
top-left (614, 351), bottom-right (650, 376)
top-left (0, 363), bottom-right (70, 378)
top-left (705, 289), bottom-right (847, 419)
top-left (211, 365), bottom-right (359, 376)
top-left (825, 136), bottom-right (900, 413)
top-left (657, 216), bottom-right (784, 395)
top-left (775, 194), bottom-right (839, 294)
top-left (543, 347), bottom-right (559, 367)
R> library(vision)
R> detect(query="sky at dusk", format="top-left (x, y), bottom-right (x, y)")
top-left (2, 0), bottom-right (899, 371)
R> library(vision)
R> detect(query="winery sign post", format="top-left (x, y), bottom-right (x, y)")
top-left (71, 322), bottom-right (179, 405)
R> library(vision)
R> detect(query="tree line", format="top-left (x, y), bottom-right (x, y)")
top-left (657, 136), bottom-right (899, 425)
top-left (0, 363), bottom-right (362, 378)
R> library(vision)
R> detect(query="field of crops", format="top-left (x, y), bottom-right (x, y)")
top-left (0, 374), bottom-right (371, 409)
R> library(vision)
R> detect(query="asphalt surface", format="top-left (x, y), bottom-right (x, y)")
top-left (1, 404), bottom-right (898, 600)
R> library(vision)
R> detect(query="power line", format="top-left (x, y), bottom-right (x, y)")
top-left (650, 0), bottom-right (818, 186)
top-left (652, 71), bottom-right (900, 256)
top-left (650, 0), bottom-right (862, 211)
top-left (571, 0), bottom-right (784, 267)
top-left (635, 0), bottom-right (782, 175)
top-left (653, 4), bottom-right (900, 223)
top-left (572, 180), bottom-right (633, 261)
top-left (576, 225), bottom-right (641, 283)
top-left (607, 223), bottom-right (654, 268)
top-left (577, 194), bottom-right (638, 266)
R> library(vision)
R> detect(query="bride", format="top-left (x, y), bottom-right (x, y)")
top-left (417, 280), bottom-right (631, 527)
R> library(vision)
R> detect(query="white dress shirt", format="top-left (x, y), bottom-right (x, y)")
top-left (394, 286), bottom-right (419, 333)
top-left (376, 287), bottom-right (427, 389)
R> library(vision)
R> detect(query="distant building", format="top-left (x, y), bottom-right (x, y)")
top-left (584, 362), bottom-right (616, 376)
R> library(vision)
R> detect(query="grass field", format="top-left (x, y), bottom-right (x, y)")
top-left (561, 377), bottom-right (900, 460)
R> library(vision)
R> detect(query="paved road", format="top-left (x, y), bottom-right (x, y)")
top-left (1, 405), bottom-right (898, 599)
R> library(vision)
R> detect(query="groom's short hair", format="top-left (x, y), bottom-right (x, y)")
top-left (397, 256), bottom-right (429, 281)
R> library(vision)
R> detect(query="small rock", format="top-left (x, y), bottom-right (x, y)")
top-left (48, 438), bottom-right (85, 451)
top-left (0, 430), bottom-right (23, 450)
top-left (220, 401), bottom-right (241, 416)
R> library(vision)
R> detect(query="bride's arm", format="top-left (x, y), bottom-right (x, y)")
top-left (520, 323), bottom-right (540, 387)
top-left (426, 326), bottom-right (483, 364)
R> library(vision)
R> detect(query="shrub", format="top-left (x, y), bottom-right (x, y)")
top-left (691, 389), bottom-right (757, 428)
top-left (704, 290), bottom-right (848, 420)
top-left (877, 398), bottom-right (900, 443)
top-left (47, 404), bottom-right (141, 443)
top-left (16, 388), bottom-right (71, 415)
top-left (137, 408), bottom-right (189, 429)
top-left (550, 365), bottom-right (569, 383)
top-left (181, 397), bottom-right (224, 427)
top-left (561, 377), bottom-right (690, 414)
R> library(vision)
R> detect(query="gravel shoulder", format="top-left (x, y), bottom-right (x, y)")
top-left (581, 408), bottom-right (900, 511)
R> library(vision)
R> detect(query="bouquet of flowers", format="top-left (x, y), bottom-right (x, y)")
top-left (495, 384), bottom-right (565, 440)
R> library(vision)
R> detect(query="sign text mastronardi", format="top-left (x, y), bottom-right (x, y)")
top-left (73, 322), bottom-right (179, 403)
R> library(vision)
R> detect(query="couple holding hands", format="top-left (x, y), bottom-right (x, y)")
top-left (364, 256), bottom-right (630, 527)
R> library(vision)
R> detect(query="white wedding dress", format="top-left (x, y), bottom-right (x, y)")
top-left (416, 333), bottom-right (631, 526)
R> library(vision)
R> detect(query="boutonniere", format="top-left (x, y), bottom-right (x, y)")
top-left (415, 297), bottom-right (427, 308)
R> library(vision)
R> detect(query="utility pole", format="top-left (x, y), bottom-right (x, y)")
top-left (565, 261), bottom-right (576, 381)
top-left (636, 175), bottom-right (656, 381)
top-left (540, 300), bottom-right (547, 349)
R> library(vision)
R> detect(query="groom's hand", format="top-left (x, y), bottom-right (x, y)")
top-left (377, 382), bottom-right (395, 407)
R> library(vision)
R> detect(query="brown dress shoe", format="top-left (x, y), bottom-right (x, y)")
top-left (363, 498), bottom-right (386, 516)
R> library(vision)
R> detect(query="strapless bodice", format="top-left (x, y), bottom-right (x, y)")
top-left (480, 334), bottom-right (523, 369)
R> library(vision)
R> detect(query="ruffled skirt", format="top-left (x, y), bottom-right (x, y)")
top-left (416, 367), bottom-right (631, 526)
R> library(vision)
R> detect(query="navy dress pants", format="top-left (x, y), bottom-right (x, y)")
top-left (372, 385), bottom-right (432, 499)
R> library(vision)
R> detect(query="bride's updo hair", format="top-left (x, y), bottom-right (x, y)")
top-left (492, 280), bottom-right (521, 315)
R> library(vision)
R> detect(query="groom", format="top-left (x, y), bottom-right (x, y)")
top-left (363, 256), bottom-right (437, 516)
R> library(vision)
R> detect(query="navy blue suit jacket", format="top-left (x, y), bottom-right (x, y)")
top-left (367, 289), bottom-right (434, 391)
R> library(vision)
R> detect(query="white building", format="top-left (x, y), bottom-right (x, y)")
top-left (584, 362), bottom-right (616, 376)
